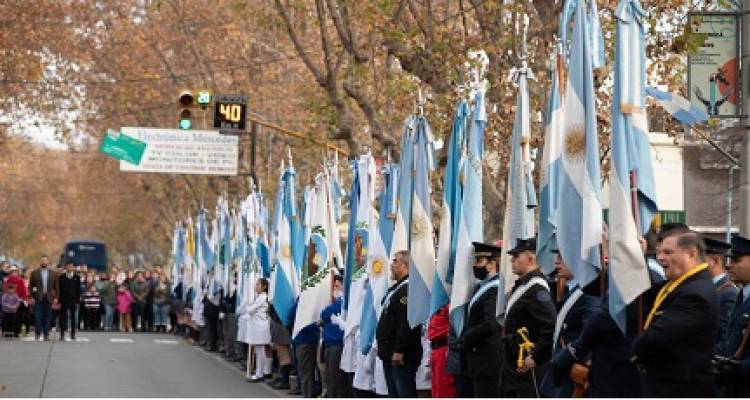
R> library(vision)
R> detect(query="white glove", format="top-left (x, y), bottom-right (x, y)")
top-left (219, 312), bottom-right (226, 320)
top-left (331, 313), bottom-right (346, 330)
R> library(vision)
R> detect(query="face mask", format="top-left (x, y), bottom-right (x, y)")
top-left (333, 290), bottom-right (343, 299)
top-left (473, 266), bottom-right (488, 281)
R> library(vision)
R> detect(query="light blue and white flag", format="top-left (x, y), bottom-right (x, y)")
top-left (608, 0), bottom-right (656, 332)
top-left (450, 88), bottom-right (487, 335)
top-left (391, 117), bottom-right (417, 256)
top-left (407, 117), bottom-right (437, 328)
top-left (498, 65), bottom-right (538, 318)
top-left (360, 162), bottom-right (397, 354)
top-left (560, 0), bottom-right (606, 69)
top-left (644, 87), bottom-right (709, 127)
top-left (293, 170), bottom-right (341, 337)
top-left (537, 51), bottom-right (565, 279)
top-left (553, 0), bottom-right (603, 289)
top-left (344, 154), bottom-right (375, 338)
top-left (270, 165), bottom-right (303, 326)
top-left (432, 100), bottom-right (469, 315)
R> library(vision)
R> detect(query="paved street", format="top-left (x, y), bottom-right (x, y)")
top-left (0, 332), bottom-right (285, 398)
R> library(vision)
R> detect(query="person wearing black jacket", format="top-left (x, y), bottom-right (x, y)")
top-left (220, 280), bottom-right (239, 361)
top-left (500, 238), bottom-right (556, 398)
top-left (376, 250), bottom-right (422, 398)
top-left (58, 263), bottom-right (82, 341)
top-left (632, 230), bottom-right (719, 397)
top-left (458, 242), bottom-right (503, 397)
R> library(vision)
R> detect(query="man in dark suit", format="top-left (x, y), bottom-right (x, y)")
top-left (457, 242), bottom-right (502, 397)
top-left (704, 237), bottom-right (739, 350)
top-left (715, 234), bottom-right (750, 397)
top-left (29, 256), bottom-right (59, 341)
top-left (500, 238), bottom-right (556, 398)
top-left (58, 262), bottom-right (81, 341)
top-left (632, 230), bottom-right (719, 397)
top-left (376, 250), bottom-right (422, 398)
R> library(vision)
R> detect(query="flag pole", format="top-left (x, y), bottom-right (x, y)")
top-left (629, 170), bottom-right (645, 334)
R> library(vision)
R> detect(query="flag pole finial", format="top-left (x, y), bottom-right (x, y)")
top-left (287, 146), bottom-right (293, 168)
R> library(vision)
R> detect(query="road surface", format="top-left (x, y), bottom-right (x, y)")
top-left (0, 332), bottom-right (285, 398)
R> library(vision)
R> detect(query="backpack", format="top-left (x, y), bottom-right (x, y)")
top-left (2, 293), bottom-right (20, 313)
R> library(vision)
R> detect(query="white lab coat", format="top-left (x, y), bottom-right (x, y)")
top-left (415, 327), bottom-right (431, 390)
top-left (353, 343), bottom-right (376, 392)
top-left (244, 292), bottom-right (271, 345)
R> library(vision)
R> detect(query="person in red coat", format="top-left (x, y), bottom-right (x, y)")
top-left (3, 266), bottom-right (28, 300)
top-left (428, 305), bottom-right (456, 397)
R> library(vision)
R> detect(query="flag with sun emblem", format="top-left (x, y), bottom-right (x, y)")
top-left (497, 63), bottom-right (537, 321)
top-left (359, 162), bottom-right (398, 354)
top-left (292, 170), bottom-right (341, 337)
top-left (407, 116), bottom-right (437, 328)
top-left (270, 163), bottom-right (303, 327)
top-left (431, 100), bottom-right (469, 316)
top-left (450, 87), bottom-right (487, 335)
top-left (608, 0), bottom-right (655, 332)
top-left (553, 0), bottom-right (602, 289)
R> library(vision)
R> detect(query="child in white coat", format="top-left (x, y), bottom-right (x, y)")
top-left (246, 278), bottom-right (272, 382)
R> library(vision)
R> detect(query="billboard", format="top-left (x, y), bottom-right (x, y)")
top-left (688, 12), bottom-right (739, 118)
top-left (119, 127), bottom-right (238, 176)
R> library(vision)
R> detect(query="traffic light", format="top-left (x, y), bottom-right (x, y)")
top-left (177, 89), bottom-right (212, 130)
top-left (178, 90), bottom-right (195, 130)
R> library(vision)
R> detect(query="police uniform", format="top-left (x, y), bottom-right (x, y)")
top-left (715, 235), bottom-right (750, 397)
top-left (376, 275), bottom-right (422, 397)
top-left (540, 255), bottom-right (600, 398)
top-left (500, 238), bottom-right (556, 398)
top-left (458, 242), bottom-right (503, 398)
top-left (705, 237), bottom-right (739, 350)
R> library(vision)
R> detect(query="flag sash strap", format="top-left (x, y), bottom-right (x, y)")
top-left (505, 276), bottom-right (550, 315)
top-left (381, 279), bottom-right (409, 308)
top-left (644, 263), bottom-right (708, 328)
top-left (469, 277), bottom-right (500, 311)
top-left (553, 287), bottom-right (584, 353)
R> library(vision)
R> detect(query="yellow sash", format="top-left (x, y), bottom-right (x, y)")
top-left (644, 263), bottom-right (708, 329)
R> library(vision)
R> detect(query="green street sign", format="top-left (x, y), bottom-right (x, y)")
top-left (99, 131), bottom-right (147, 165)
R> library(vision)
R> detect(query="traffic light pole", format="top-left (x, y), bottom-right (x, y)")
top-left (250, 121), bottom-right (258, 184)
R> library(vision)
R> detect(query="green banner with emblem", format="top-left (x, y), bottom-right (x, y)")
top-left (99, 131), bottom-right (147, 165)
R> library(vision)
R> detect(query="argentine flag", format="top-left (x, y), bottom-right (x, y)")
top-left (498, 65), bottom-right (537, 319)
top-left (449, 88), bottom-right (487, 335)
top-left (553, 0), bottom-right (602, 289)
top-left (608, 0), bottom-right (656, 332)
top-left (407, 117), bottom-right (437, 328)
top-left (432, 100), bottom-right (469, 315)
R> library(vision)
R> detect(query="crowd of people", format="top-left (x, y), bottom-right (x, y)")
top-left (0, 258), bottom-right (175, 341)
top-left (3, 222), bottom-right (750, 398)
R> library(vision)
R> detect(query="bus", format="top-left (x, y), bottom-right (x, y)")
top-left (60, 240), bottom-right (108, 272)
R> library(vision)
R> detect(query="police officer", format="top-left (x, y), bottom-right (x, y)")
top-left (456, 242), bottom-right (503, 397)
top-left (715, 234), bottom-right (750, 397)
top-left (704, 237), bottom-right (739, 350)
top-left (376, 250), bottom-right (422, 398)
top-left (500, 238), bottom-right (556, 398)
top-left (540, 248), bottom-right (600, 397)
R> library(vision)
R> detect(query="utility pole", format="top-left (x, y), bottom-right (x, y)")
top-left (741, 0), bottom-right (750, 235)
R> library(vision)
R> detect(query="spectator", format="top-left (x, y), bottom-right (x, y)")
top-left (58, 263), bottom-right (81, 341)
top-left (30, 256), bottom-right (59, 341)
top-left (82, 285), bottom-right (101, 330)
top-left (319, 275), bottom-right (350, 397)
top-left (3, 266), bottom-right (28, 338)
top-left (130, 272), bottom-right (150, 332)
top-left (2, 283), bottom-right (21, 338)
top-left (98, 273), bottom-right (117, 331)
top-left (152, 274), bottom-right (171, 333)
top-left (21, 269), bottom-right (33, 336)
top-left (246, 278), bottom-right (272, 382)
top-left (116, 285), bottom-right (133, 332)
top-left (144, 269), bottom-right (155, 332)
